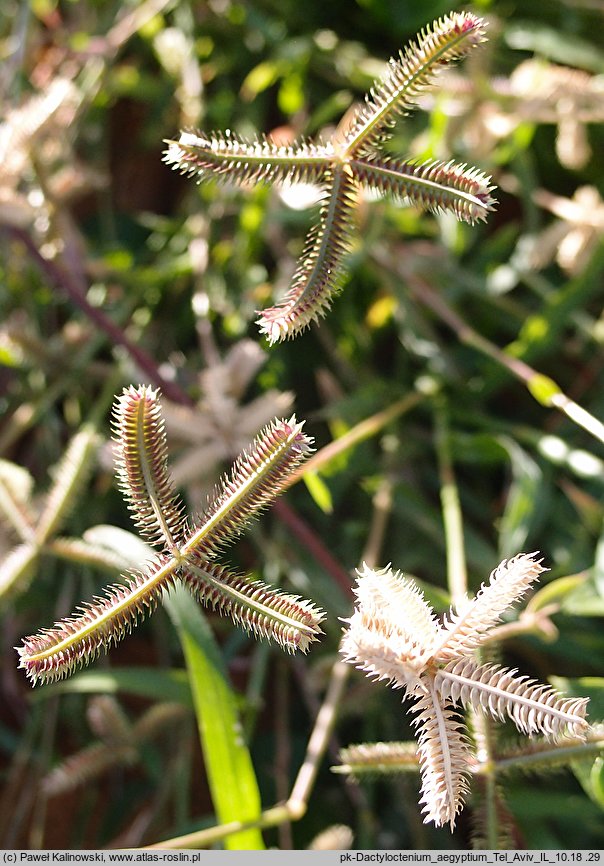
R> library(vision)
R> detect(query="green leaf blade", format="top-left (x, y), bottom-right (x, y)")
top-left (165, 584), bottom-right (264, 850)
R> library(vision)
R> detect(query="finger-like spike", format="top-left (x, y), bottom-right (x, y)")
top-left (163, 131), bottom-right (331, 188)
top-left (16, 555), bottom-right (177, 686)
top-left (410, 682), bottom-right (473, 830)
top-left (337, 11), bottom-right (486, 157)
top-left (436, 658), bottom-right (590, 740)
top-left (351, 156), bottom-right (497, 224)
top-left (352, 562), bottom-right (440, 652)
top-left (183, 556), bottom-right (325, 653)
top-left (432, 552), bottom-right (548, 661)
top-left (35, 425), bottom-right (101, 545)
top-left (257, 167), bottom-right (358, 344)
top-left (112, 385), bottom-right (186, 550)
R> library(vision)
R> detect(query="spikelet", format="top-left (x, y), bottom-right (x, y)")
top-left (163, 130), bottom-right (331, 188)
top-left (112, 385), bottom-right (186, 550)
top-left (183, 556), bottom-right (324, 653)
top-left (339, 11), bottom-right (486, 156)
top-left (257, 168), bottom-right (358, 344)
top-left (432, 553), bottom-right (548, 661)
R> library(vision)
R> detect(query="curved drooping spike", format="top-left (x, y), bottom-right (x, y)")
top-left (340, 603), bottom-right (427, 694)
top-left (112, 385), bottom-right (186, 550)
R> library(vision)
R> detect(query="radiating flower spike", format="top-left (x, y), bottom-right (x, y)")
top-left (166, 11), bottom-right (496, 343)
top-left (17, 556), bottom-right (175, 685)
top-left (183, 557), bottom-right (324, 653)
top-left (337, 11), bottom-right (486, 157)
top-left (340, 552), bottom-right (590, 830)
top-left (18, 394), bottom-right (323, 686)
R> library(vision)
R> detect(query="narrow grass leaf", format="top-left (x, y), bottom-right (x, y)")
top-left (165, 583), bottom-right (264, 850)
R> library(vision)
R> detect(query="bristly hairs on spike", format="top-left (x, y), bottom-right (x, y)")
top-left (112, 385), bottom-right (186, 551)
top-left (164, 11), bottom-right (496, 343)
top-left (17, 390), bottom-right (324, 685)
top-left (340, 552), bottom-right (590, 829)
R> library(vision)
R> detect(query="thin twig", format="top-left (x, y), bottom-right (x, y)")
top-left (7, 227), bottom-right (191, 406)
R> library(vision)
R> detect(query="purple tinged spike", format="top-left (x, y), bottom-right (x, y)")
top-left (17, 393), bottom-right (323, 686)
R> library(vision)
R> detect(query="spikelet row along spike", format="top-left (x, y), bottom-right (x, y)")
top-left (257, 168), bottom-right (359, 344)
top-left (341, 12), bottom-right (486, 157)
top-left (163, 131), bottom-right (332, 188)
top-left (18, 401), bottom-right (319, 685)
top-left (340, 552), bottom-right (590, 829)
top-left (351, 157), bottom-right (497, 224)
top-left (437, 658), bottom-right (589, 739)
top-left (184, 415), bottom-right (314, 557)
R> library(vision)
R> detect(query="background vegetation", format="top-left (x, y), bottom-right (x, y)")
top-left (1, 0), bottom-right (603, 850)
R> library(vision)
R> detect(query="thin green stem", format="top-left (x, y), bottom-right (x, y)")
top-left (478, 731), bottom-right (604, 776)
